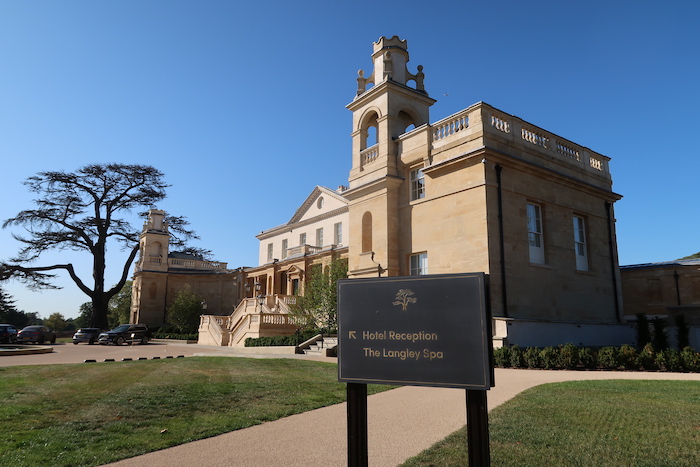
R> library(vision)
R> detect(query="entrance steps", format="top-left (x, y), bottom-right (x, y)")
top-left (301, 335), bottom-right (337, 356)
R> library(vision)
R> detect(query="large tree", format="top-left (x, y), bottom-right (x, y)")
top-left (0, 163), bottom-right (197, 329)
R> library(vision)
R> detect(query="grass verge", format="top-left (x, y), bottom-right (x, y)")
top-left (0, 357), bottom-right (390, 467)
top-left (402, 380), bottom-right (700, 467)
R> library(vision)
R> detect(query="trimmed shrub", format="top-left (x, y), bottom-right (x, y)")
top-left (153, 332), bottom-right (198, 341)
top-left (558, 343), bottom-right (580, 370)
top-left (597, 346), bottom-right (619, 370)
top-left (523, 347), bottom-right (541, 369)
top-left (662, 349), bottom-right (683, 372)
top-left (509, 345), bottom-right (524, 368)
top-left (618, 344), bottom-right (639, 370)
top-left (493, 346), bottom-right (511, 368)
top-left (244, 329), bottom-right (321, 347)
top-left (638, 342), bottom-right (658, 371)
top-left (540, 346), bottom-right (559, 370)
top-left (680, 346), bottom-right (700, 372)
top-left (578, 347), bottom-right (597, 369)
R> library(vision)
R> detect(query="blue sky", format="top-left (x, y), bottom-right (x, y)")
top-left (1, 1), bottom-right (699, 319)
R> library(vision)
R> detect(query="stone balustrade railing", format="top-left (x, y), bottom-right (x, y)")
top-left (360, 144), bottom-right (379, 167)
top-left (169, 258), bottom-right (228, 270)
top-left (416, 103), bottom-right (610, 180)
top-left (285, 244), bottom-right (323, 258)
top-left (432, 110), bottom-right (469, 142)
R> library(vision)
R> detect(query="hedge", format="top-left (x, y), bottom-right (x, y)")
top-left (244, 329), bottom-right (323, 347)
top-left (493, 343), bottom-right (700, 372)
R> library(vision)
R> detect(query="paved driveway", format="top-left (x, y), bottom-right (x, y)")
top-left (0, 341), bottom-right (232, 366)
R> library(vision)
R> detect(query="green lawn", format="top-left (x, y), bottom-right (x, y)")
top-left (402, 380), bottom-right (700, 467)
top-left (0, 357), bottom-right (388, 467)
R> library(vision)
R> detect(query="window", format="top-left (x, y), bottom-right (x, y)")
top-left (267, 243), bottom-right (273, 262)
top-left (410, 252), bottom-right (428, 276)
top-left (527, 203), bottom-right (544, 264)
top-left (299, 233), bottom-right (306, 246)
top-left (317, 197), bottom-right (324, 209)
top-left (573, 216), bottom-right (588, 271)
top-left (281, 239), bottom-right (288, 259)
top-left (410, 168), bottom-right (425, 201)
top-left (334, 222), bottom-right (342, 245)
top-left (316, 228), bottom-right (323, 247)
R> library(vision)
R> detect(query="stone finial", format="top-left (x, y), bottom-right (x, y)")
top-left (415, 65), bottom-right (425, 92)
top-left (357, 69), bottom-right (367, 96)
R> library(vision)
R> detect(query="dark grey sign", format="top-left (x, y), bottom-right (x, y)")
top-left (338, 273), bottom-right (493, 390)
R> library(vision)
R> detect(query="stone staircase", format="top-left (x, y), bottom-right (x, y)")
top-left (302, 335), bottom-right (338, 356)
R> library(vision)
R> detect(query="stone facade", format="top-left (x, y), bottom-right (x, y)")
top-left (344, 36), bottom-right (625, 346)
top-left (131, 209), bottom-right (244, 327)
top-left (621, 259), bottom-right (700, 324)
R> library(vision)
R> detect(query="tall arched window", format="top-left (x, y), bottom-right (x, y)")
top-left (362, 212), bottom-right (373, 253)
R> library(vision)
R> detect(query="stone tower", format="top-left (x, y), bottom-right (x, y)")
top-left (345, 36), bottom-right (435, 277)
top-left (136, 209), bottom-right (170, 272)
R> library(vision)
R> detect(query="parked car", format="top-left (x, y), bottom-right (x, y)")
top-left (17, 325), bottom-right (56, 344)
top-left (0, 324), bottom-right (18, 344)
top-left (98, 324), bottom-right (151, 345)
top-left (72, 328), bottom-right (102, 345)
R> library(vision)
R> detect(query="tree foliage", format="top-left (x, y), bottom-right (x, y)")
top-left (44, 312), bottom-right (67, 332)
top-left (0, 286), bottom-right (39, 328)
top-left (166, 285), bottom-right (204, 334)
top-left (108, 280), bottom-right (132, 328)
top-left (291, 258), bottom-right (347, 332)
top-left (0, 164), bottom-right (198, 329)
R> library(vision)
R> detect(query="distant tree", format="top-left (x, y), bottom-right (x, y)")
top-left (74, 302), bottom-right (93, 329)
top-left (44, 312), bottom-right (67, 332)
top-left (291, 258), bottom-right (348, 333)
top-left (679, 252), bottom-right (700, 260)
top-left (0, 286), bottom-right (37, 328)
top-left (108, 281), bottom-right (132, 328)
top-left (166, 285), bottom-right (203, 333)
top-left (0, 164), bottom-right (199, 329)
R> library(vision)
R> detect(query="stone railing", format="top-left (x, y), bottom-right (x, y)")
top-left (484, 106), bottom-right (611, 179)
top-left (285, 244), bottom-right (323, 258)
top-left (432, 109), bottom-right (469, 142)
top-left (169, 258), bottom-right (228, 270)
top-left (198, 315), bottom-right (230, 346)
top-left (360, 144), bottom-right (379, 167)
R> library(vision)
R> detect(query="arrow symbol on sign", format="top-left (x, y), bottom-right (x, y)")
top-left (349, 331), bottom-right (356, 339)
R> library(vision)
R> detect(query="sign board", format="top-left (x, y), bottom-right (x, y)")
top-left (338, 273), bottom-right (493, 390)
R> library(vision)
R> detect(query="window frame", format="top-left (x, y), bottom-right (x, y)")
top-left (527, 203), bottom-right (545, 264)
top-left (299, 233), bottom-right (306, 246)
top-left (410, 167), bottom-right (425, 201)
top-left (573, 215), bottom-right (588, 271)
top-left (409, 252), bottom-right (428, 276)
top-left (334, 222), bottom-right (342, 246)
top-left (281, 239), bottom-right (288, 259)
top-left (316, 227), bottom-right (324, 248)
top-left (266, 243), bottom-right (274, 263)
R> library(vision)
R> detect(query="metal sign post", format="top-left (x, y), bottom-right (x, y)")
top-left (338, 273), bottom-right (494, 466)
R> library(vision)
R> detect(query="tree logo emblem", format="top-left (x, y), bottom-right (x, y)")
top-left (393, 289), bottom-right (417, 311)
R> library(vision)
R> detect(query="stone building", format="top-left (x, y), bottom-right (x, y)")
top-left (344, 36), bottom-right (628, 347)
top-left (197, 187), bottom-right (348, 346)
top-left (131, 209), bottom-right (244, 327)
top-left (621, 259), bottom-right (700, 347)
top-left (195, 36), bottom-right (637, 348)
